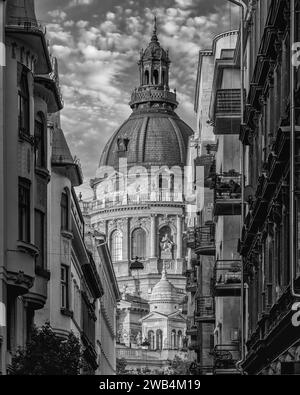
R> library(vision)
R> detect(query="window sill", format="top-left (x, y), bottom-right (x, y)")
top-left (61, 229), bottom-right (73, 240)
top-left (61, 308), bottom-right (73, 318)
top-left (35, 266), bottom-right (51, 280)
top-left (17, 241), bottom-right (39, 257)
top-left (19, 130), bottom-right (35, 145)
top-left (35, 167), bottom-right (50, 182)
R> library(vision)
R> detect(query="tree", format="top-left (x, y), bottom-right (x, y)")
top-left (10, 323), bottom-right (83, 375)
top-left (167, 355), bottom-right (191, 375)
top-left (116, 357), bottom-right (128, 375)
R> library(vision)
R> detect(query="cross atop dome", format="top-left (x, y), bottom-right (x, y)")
top-left (151, 15), bottom-right (158, 42)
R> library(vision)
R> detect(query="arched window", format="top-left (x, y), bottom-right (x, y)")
top-left (162, 70), bottom-right (166, 86)
top-left (34, 113), bottom-right (46, 168)
top-left (177, 331), bottom-right (183, 349)
top-left (110, 230), bottom-right (122, 263)
top-left (153, 69), bottom-right (159, 85)
top-left (18, 71), bottom-right (29, 135)
top-left (145, 70), bottom-right (149, 85)
top-left (148, 330), bottom-right (155, 350)
top-left (156, 329), bottom-right (163, 350)
top-left (61, 189), bottom-right (69, 231)
top-left (171, 329), bottom-right (176, 349)
top-left (131, 228), bottom-right (146, 259)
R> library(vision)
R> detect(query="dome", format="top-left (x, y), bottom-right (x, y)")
top-left (99, 110), bottom-right (193, 169)
top-left (150, 268), bottom-right (178, 304)
top-left (97, 17), bottom-right (193, 173)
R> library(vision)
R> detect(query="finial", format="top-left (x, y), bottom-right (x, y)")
top-left (151, 14), bottom-right (158, 42)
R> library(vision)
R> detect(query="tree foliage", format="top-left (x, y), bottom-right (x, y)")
top-left (116, 357), bottom-right (128, 374)
top-left (10, 323), bottom-right (82, 375)
top-left (166, 355), bottom-right (191, 375)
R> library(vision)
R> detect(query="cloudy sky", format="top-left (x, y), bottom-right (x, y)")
top-left (35, 0), bottom-right (239, 198)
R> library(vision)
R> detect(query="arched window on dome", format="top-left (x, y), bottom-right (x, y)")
top-left (162, 69), bottom-right (166, 86)
top-left (171, 329), bottom-right (176, 349)
top-left (144, 70), bottom-right (149, 85)
top-left (131, 228), bottom-right (146, 259)
top-left (156, 329), bottom-right (163, 350)
top-left (110, 230), bottom-right (122, 263)
top-left (177, 331), bottom-right (183, 350)
top-left (148, 330), bottom-right (155, 350)
top-left (153, 69), bottom-right (159, 85)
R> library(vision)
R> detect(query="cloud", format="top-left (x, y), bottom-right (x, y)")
top-left (68, 0), bottom-right (95, 7)
top-left (37, 0), bottom-right (238, 193)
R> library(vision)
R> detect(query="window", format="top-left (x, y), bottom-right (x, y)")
top-left (61, 265), bottom-right (69, 309)
top-left (131, 228), bottom-right (146, 259)
top-left (61, 191), bottom-right (69, 231)
top-left (110, 230), bottom-right (122, 262)
top-left (148, 330), bottom-right (155, 350)
top-left (19, 178), bottom-right (31, 243)
top-left (177, 331), bottom-right (183, 349)
top-left (156, 329), bottom-right (163, 350)
top-left (144, 70), bottom-right (149, 85)
top-left (18, 71), bottom-right (29, 135)
top-left (35, 210), bottom-right (45, 269)
top-left (171, 329), bottom-right (176, 349)
top-left (153, 70), bottom-right (159, 85)
top-left (34, 113), bottom-right (45, 168)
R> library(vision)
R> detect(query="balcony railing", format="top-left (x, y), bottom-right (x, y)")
top-left (195, 225), bottom-right (215, 255)
top-left (213, 172), bottom-right (242, 216)
top-left (214, 89), bottom-right (242, 135)
top-left (216, 89), bottom-right (241, 115)
top-left (214, 260), bottom-right (241, 296)
top-left (186, 270), bottom-right (198, 293)
top-left (6, 17), bottom-right (46, 35)
top-left (213, 344), bottom-right (240, 371)
top-left (129, 86), bottom-right (178, 107)
top-left (195, 296), bottom-right (215, 322)
top-left (186, 319), bottom-right (198, 337)
top-left (86, 191), bottom-right (184, 212)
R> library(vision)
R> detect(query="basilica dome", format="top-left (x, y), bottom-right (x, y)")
top-left (99, 111), bottom-right (192, 169)
top-left (97, 19), bottom-right (193, 172)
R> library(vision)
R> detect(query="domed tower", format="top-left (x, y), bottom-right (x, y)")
top-left (86, 19), bottom-right (193, 337)
top-left (141, 265), bottom-right (186, 354)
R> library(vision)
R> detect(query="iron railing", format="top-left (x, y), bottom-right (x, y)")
top-left (213, 343), bottom-right (240, 370)
top-left (216, 89), bottom-right (241, 115)
top-left (214, 260), bottom-right (241, 287)
top-left (195, 225), bottom-right (215, 254)
top-left (195, 296), bottom-right (215, 321)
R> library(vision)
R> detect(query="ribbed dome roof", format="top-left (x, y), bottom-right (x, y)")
top-left (150, 268), bottom-right (178, 304)
top-left (99, 109), bottom-right (193, 169)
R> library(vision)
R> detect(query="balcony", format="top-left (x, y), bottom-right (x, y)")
top-left (214, 89), bottom-right (241, 135)
top-left (213, 344), bottom-right (241, 374)
top-left (194, 225), bottom-right (215, 256)
top-left (213, 172), bottom-right (242, 216)
top-left (186, 270), bottom-right (198, 293)
top-left (34, 56), bottom-right (64, 112)
top-left (6, 17), bottom-right (51, 74)
top-left (129, 86), bottom-right (178, 108)
top-left (186, 322), bottom-right (198, 337)
top-left (195, 297), bottom-right (215, 323)
top-left (214, 260), bottom-right (241, 297)
top-left (51, 127), bottom-right (83, 187)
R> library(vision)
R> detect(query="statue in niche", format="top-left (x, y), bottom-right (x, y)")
top-left (160, 232), bottom-right (174, 260)
top-left (117, 138), bottom-right (129, 152)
